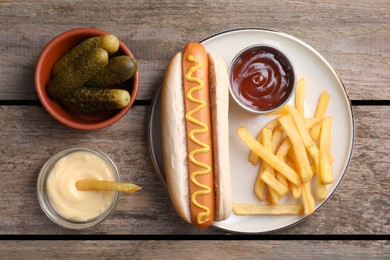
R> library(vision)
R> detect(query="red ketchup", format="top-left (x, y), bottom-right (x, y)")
top-left (230, 46), bottom-right (294, 111)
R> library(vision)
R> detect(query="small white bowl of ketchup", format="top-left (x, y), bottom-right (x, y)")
top-left (228, 44), bottom-right (296, 113)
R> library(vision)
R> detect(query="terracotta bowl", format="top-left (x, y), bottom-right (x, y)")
top-left (35, 28), bottom-right (140, 130)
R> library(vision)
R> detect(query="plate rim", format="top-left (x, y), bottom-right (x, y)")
top-left (147, 27), bottom-right (355, 234)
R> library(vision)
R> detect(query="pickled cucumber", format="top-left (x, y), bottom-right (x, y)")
top-left (85, 55), bottom-right (138, 88)
top-left (47, 48), bottom-right (108, 99)
top-left (52, 34), bottom-right (119, 77)
top-left (59, 86), bottom-right (130, 113)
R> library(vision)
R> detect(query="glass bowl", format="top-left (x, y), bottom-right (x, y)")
top-left (37, 146), bottom-right (120, 230)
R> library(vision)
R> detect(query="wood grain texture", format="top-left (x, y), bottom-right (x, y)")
top-left (0, 0), bottom-right (389, 257)
top-left (0, 105), bottom-right (388, 235)
top-left (0, 0), bottom-right (389, 100)
top-left (0, 240), bottom-right (389, 259)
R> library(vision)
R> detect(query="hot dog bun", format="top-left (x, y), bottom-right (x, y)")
top-left (161, 43), bottom-right (231, 228)
top-left (161, 52), bottom-right (191, 223)
top-left (208, 52), bottom-right (231, 221)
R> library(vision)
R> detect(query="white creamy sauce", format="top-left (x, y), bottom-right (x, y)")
top-left (46, 151), bottom-right (116, 221)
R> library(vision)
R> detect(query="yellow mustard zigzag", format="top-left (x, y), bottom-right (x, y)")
top-left (184, 55), bottom-right (212, 225)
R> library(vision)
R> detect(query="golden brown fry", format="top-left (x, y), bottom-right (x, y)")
top-left (310, 161), bottom-right (317, 173)
top-left (307, 145), bottom-right (320, 174)
top-left (291, 184), bottom-right (302, 199)
top-left (319, 116), bottom-right (334, 185)
top-left (251, 119), bottom-right (284, 165)
top-left (249, 130), bottom-right (263, 165)
top-left (278, 116), bottom-right (313, 182)
top-left (250, 124), bottom-right (284, 165)
top-left (295, 78), bottom-right (306, 117)
top-left (267, 187), bottom-right (281, 205)
top-left (254, 164), bottom-right (266, 201)
top-left (264, 116), bottom-right (282, 130)
top-left (261, 128), bottom-right (273, 173)
top-left (253, 129), bottom-right (280, 203)
top-left (233, 203), bottom-right (304, 215)
top-left (311, 91), bottom-right (331, 140)
top-left (76, 180), bottom-right (141, 193)
top-left (237, 127), bottom-right (302, 186)
top-left (276, 137), bottom-right (292, 159)
top-left (301, 181), bottom-right (315, 215)
top-left (261, 128), bottom-right (280, 204)
top-left (271, 128), bottom-right (285, 154)
top-left (273, 135), bottom-right (290, 190)
top-left (285, 105), bottom-right (315, 148)
top-left (275, 172), bottom-right (288, 189)
top-left (304, 117), bottom-right (322, 129)
top-left (286, 103), bottom-right (321, 175)
top-left (261, 170), bottom-right (288, 196)
top-left (316, 175), bottom-right (328, 200)
top-left (264, 105), bottom-right (290, 115)
top-left (286, 159), bottom-right (302, 199)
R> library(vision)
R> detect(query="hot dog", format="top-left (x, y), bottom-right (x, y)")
top-left (161, 42), bottom-right (231, 229)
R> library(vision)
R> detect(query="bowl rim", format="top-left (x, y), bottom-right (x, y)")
top-left (228, 43), bottom-right (296, 114)
top-left (34, 28), bottom-right (140, 130)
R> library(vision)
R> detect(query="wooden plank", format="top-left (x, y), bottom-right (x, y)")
top-left (0, 240), bottom-right (388, 259)
top-left (0, 105), bottom-right (389, 235)
top-left (0, 0), bottom-right (389, 100)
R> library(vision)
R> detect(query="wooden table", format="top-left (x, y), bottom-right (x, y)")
top-left (0, 0), bottom-right (389, 258)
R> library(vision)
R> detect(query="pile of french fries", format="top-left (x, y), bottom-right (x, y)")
top-left (234, 78), bottom-right (333, 216)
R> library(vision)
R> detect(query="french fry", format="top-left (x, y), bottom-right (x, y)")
top-left (261, 170), bottom-right (288, 196)
top-left (286, 158), bottom-right (302, 199)
top-left (316, 175), bottom-right (328, 200)
top-left (310, 161), bottom-right (317, 173)
top-left (291, 184), bottom-right (301, 199)
top-left (249, 130), bottom-right (263, 165)
top-left (301, 181), bottom-right (315, 215)
top-left (319, 116), bottom-right (334, 184)
top-left (267, 187), bottom-right (281, 205)
top-left (76, 180), bottom-right (141, 193)
top-left (274, 136), bottom-right (290, 189)
top-left (261, 128), bottom-right (273, 173)
top-left (276, 137), bottom-right (292, 159)
top-left (264, 116), bottom-right (282, 130)
top-left (286, 146), bottom-right (297, 169)
top-left (278, 116), bottom-right (313, 182)
top-left (233, 203), bottom-right (304, 215)
top-left (295, 78), bottom-right (306, 117)
top-left (307, 145), bottom-right (320, 174)
top-left (271, 128), bottom-right (285, 154)
top-left (237, 127), bottom-right (302, 186)
top-left (261, 128), bottom-right (280, 204)
top-left (249, 117), bottom-right (283, 165)
top-left (254, 164), bottom-right (266, 201)
top-left (285, 105), bottom-right (322, 175)
top-left (285, 105), bottom-right (315, 148)
top-left (311, 91), bottom-right (330, 140)
top-left (275, 172), bottom-right (288, 190)
top-left (264, 105), bottom-right (290, 115)
top-left (304, 117), bottom-right (322, 129)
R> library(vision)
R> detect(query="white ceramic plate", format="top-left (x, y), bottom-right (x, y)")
top-left (148, 28), bottom-right (354, 233)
